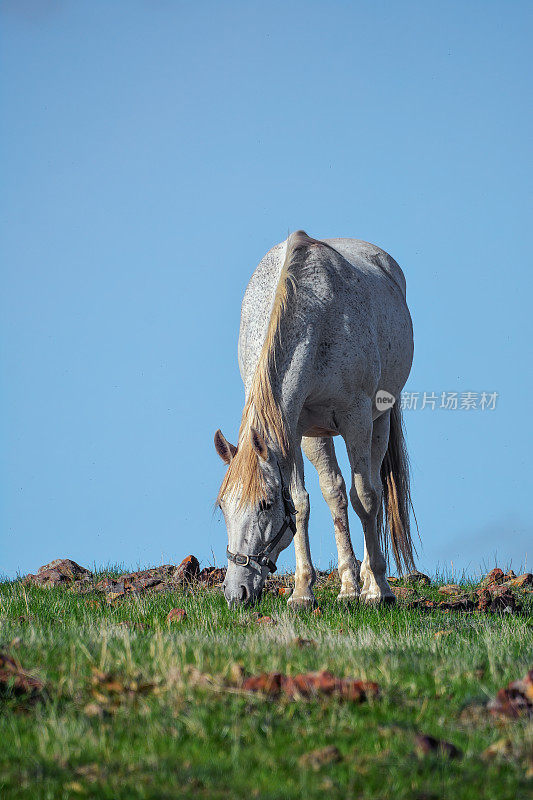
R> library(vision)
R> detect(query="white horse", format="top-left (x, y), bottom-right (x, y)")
top-left (215, 230), bottom-right (416, 607)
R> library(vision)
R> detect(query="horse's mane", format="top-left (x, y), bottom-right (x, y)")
top-left (217, 230), bottom-right (321, 508)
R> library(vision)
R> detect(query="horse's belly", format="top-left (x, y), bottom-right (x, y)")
top-left (303, 425), bottom-right (339, 438)
top-left (299, 405), bottom-right (341, 438)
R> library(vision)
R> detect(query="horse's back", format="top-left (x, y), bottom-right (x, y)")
top-left (239, 233), bottom-right (412, 401)
top-left (319, 237), bottom-right (413, 401)
top-left (322, 238), bottom-right (407, 298)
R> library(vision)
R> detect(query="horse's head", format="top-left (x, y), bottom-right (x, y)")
top-left (214, 427), bottom-right (296, 606)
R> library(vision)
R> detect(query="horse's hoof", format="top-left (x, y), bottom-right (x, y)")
top-left (380, 593), bottom-right (396, 606)
top-left (336, 589), bottom-right (360, 603)
top-left (287, 593), bottom-right (317, 610)
top-left (361, 591), bottom-right (396, 606)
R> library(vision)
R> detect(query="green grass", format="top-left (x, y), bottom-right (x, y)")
top-left (1, 574), bottom-right (532, 799)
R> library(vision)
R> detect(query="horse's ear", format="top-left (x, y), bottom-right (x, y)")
top-left (250, 427), bottom-right (268, 461)
top-left (214, 430), bottom-right (237, 464)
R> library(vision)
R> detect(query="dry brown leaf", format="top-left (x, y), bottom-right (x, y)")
top-left (167, 608), bottom-right (187, 624)
top-left (298, 745), bottom-right (341, 770)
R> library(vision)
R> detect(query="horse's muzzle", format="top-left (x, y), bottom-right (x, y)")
top-left (223, 581), bottom-right (261, 607)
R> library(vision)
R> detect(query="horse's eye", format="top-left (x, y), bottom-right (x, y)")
top-left (259, 500), bottom-right (272, 512)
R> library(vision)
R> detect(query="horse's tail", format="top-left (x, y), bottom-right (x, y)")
top-left (378, 401), bottom-right (417, 573)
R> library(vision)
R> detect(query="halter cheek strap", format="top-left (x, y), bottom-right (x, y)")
top-left (226, 466), bottom-right (297, 575)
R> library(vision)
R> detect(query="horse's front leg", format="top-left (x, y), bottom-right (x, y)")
top-left (287, 448), bottom-right (317, 609)
top-left (302, 436), bottom-right (360, 601)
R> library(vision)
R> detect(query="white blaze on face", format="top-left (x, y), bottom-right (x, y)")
top-left (222, 501), bottom-right (271, 605)
top-left (215, 427), bottom-right (293, 605)
top-left (221, 480), bottom-right (292, 605)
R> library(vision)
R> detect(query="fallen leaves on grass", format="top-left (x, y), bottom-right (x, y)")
top-left (228, 663), bottom-right (246, 685)
top-left (166, 608), bottom-right (187, 625)
top-left (408, 597), bottom-right (475, 613)
top-left (0, 651), bottom-right (44, 700)
top-left (83, 702), bottom-right (106, 718)
top-left (182, 666), bottom-right (220, 690)
top-left (377, 723), bottom-right (409, 739)
top-left (481, 737), bottom-right (514, 761)
top-left (414, 734), bottom-right (462, 759)
top-left (458, 703), bottom-right (489, 727)
top-left (488, 668), bottom-right (533, 719)
top-left (252, 614), bottom-right (276, 626)
top-left (87, 667), bottom-right (157, 715)
top-left (241, 669), bottom-right (380, 702)
top-left (74, 763), bottom-right (101, 783)
top-left (64, 781), bottom-right (85, 794)
top-left (481, 736), bottom-right (533, 777)
top-left (298, 745), bottom-right (342, 770)
top-left (180, 664), bottom-right (379, 704)
top-left (292, 637), bottom-right (316, 648)
top-left (117, 621), bottom-right (146, 632)
top-left (106, 590), bottom-right (125, 605)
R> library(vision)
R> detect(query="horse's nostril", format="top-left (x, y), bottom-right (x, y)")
top-left (240, 584), bottom-right (250, 602)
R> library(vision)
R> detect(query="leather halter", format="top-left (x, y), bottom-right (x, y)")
top-left (226, 464), bottom-right (297, 574)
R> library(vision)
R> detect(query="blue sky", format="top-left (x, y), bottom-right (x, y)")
top-left (2, 1), bottom-right (532, 579)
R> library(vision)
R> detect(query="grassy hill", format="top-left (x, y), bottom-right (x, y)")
top-left (0, 567), bottom-right (532, 799)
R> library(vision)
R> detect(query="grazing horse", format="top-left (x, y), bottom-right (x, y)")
top-left (215, 230), bottom-right (416, 607)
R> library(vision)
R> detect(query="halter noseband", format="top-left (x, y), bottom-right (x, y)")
top-left (226, 464), bottom-right (297, 574)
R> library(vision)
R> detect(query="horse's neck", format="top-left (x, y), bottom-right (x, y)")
top-left (243, 320), bottom-right (316, 457)
top-left (240, 243), bottom-right (326, 451)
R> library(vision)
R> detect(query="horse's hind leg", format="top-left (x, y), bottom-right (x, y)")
top-left (359, 411), bottom-right (395, 602)
top-left (338, 404), bottom-right (395, 605)
top-left (302, 436), bottom-right (361, 600)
